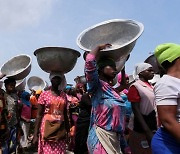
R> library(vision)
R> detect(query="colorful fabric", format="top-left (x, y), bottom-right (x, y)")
top-left (85, 53), bottom-right (126, 154)
top-left (5, 93), bottom-right (19, 128)
top-left (154, 43), bottom-right (180, 65)
top-left (117, 73), bottom-right (129, 83)
top-left (30, 95), bottom-right (38, 119)
top-left (38, 90), bottom-right (67, 154)
top-left (151, 128), bottom-right (180, 154)
top-left (21, 91), bottom-right (31, 107)
top-left (8, 126), bottom-right (17, 154)
top-left (128, 85), bottom-right (141, 102)
top-left (36, 90), bottom-right (42, 95)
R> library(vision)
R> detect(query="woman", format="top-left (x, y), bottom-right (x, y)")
top-left (151, 43), bottom-right (180, 153)
top-left (4, 78), bottom-right (20, 153)
top-left (85, 44), bottom-right (126, 154)
top-left (127, 62), bottom-right (157, 154)
top-left (20, 91), bottom-right (31, 150)
top-left (33, 72), bottom-right (71, 154)
top-left (74, 84), bottom-right (91, 154)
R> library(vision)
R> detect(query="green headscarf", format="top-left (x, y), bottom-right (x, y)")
top-left (154, 43), bottom-right (180, 65)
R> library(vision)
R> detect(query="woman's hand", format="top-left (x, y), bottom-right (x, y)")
top-left (91, 43), bottom-right (112, 57)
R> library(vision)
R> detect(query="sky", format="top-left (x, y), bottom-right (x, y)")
top-left (0, 0), bottom-right (180, 88)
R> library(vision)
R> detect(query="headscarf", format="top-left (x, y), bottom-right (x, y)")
top-left (21, 91), bottom-right (31, 107)
top-left (49, 72), bottom-right (67, 90)
top-left (117, 73), bottom-right (129, 83)
top-left (65, 85), bottom-right (72, 90)
top-left (133, 62), bottom-right (152, 80)
top-left (35, 89), bottom-right (42, 95)
top-left (97, 58), bottom-right (116, 70)
top-left (154, 43), bottom-right (180, 65)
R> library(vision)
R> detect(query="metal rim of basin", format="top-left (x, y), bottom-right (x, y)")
top-left (0, 54), bottom-right (32, 77)
top-left (76, 18), bottom-right (144, 51)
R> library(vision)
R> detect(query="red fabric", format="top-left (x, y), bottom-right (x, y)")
top-left (144, 82), bottom-right (153, 89)
top-left (127, 85), bottom-right (141, 103)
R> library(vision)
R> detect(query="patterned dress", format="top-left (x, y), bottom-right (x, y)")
top-left (85, 54), bottom-right (126, 154)
top-left (38, 90), bottom-right (67, 154)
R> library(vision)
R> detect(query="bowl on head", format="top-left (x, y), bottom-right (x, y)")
top-left (34, 47), bottom-right (81, 73)
top-left (77, 19), bottom-right (144, 71)
top-left (27, 76), bottom-right (46, 91)
top-left (1, 54), bottom-right (32, 80)
top-left (15, 78), bottom-right (26, 91)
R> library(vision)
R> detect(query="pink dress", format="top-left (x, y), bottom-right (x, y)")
top-left (38, 90), bottom-right (67, 154)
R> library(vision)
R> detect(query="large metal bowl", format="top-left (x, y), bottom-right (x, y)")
top-left (27, 76), bottom-right (46, 91)
top-left (0, 55), bottom-right (32, 80)
top-left (15, 78), bottom-right (26, 91)
top-left (34, 47), bottom-right (81, 73)
top-left (77, 19), bottom-right (144, 71)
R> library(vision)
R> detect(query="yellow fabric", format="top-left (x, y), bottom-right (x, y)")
top-left (36, 89), bottom-right (42, 95)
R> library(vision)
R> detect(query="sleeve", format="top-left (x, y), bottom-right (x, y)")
top-left (154, 82), bottom-right (178, 106)
top-left (37, 92), bottom-right (45, 105)
top-left (85, 53), bottom-right (100, 93)
top-left (127, 85), bottom-right (141, 103)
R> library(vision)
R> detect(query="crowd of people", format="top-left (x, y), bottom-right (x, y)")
top-left (0, 42), bottom-right (179, 154)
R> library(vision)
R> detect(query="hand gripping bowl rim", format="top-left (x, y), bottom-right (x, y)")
top-left (34, 46), bottom-right (81, 57)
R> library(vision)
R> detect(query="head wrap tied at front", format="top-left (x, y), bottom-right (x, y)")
top-left (49, 72), bottom-right (67, 90)
top-left (133, 62), bottom-right (152, 80)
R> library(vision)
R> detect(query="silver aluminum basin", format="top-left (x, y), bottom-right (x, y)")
top-left (77, 19), bottom-right (144, 71)
top-left (34, 47), bottom-right (81, 73)
top-left (1, 54), bottom-right (32, 80)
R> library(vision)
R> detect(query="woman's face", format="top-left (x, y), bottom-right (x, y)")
top-left (51, 76), bottom-right (62, 88)
top-left (103, 65), bottom-right (117, 79)
top-left (6, 82), bottom-right (16, 93)
top-left (140, 67), bottom-right (154, 80)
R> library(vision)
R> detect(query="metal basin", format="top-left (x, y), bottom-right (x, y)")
top-left (34, 47), bottom-right (81, 73)
top-left (16, 78), bottom-right (26, 91)
top-left (77, 19), bottom-right (144, 71)
top-left (27, 76), bottom-right (46, 91)
top-left (1, 55), bottom-right (32, 80)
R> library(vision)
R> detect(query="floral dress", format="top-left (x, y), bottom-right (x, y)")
top-left (38, 90), bottom-right (67, 154)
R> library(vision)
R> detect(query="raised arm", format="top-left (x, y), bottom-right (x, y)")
top-left (85, 44), bottom-right (111, 93)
